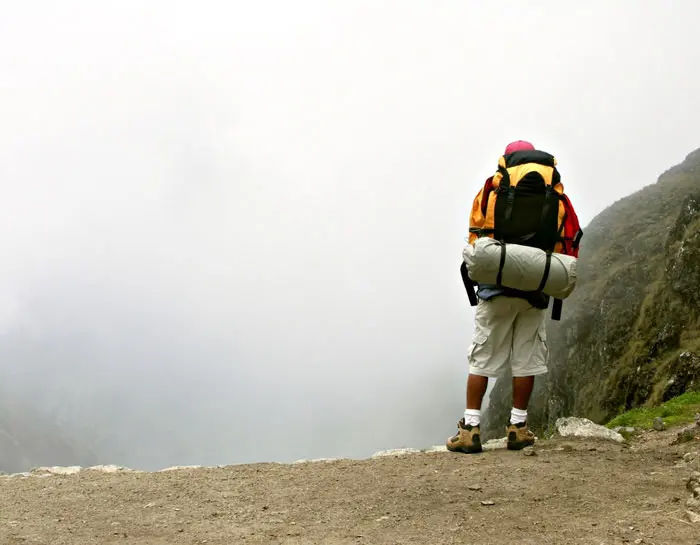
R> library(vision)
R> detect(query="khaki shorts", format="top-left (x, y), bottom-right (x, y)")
top-left (468, 296), bottom-right (548, 378)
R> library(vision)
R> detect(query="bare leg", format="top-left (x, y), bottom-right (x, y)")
top-left (466, 374), bottom-right (489, 410)
top-left (512, 375), bottom-right (535, 410)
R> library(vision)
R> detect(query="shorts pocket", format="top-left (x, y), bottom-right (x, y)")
top-left (468, 332), bottom-right (489, 364)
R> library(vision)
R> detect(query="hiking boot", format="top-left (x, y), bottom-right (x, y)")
top-left (506, 421), bottom-right (535, 450)
top-left (446, 419), bottom-right (483, 454)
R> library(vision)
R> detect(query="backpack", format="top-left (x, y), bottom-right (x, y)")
top-left (468, 149), bottom-right (582, 257)
top-left (461, 149), bottom-right (583, 320)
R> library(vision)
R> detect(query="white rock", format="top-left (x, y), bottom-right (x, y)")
top-left (555, 417), bottom-right (624, 443)
top-left (33, 466), bottom-right (82, 475)
top-left (483, 437), bottom-right (507, 450)
top-left (291, 457), bottom-right (342, 465)
top-left (158, 465), bottom-right (202, 472)
top-left (371, 448), bottom-right (421, 458)
top-left (424, 445), bottom-right (448, 453)
top-left (87, 465), bottom-right (136, 473)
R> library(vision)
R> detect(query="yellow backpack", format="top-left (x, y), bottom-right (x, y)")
top-left (468, 149), bottom-right (574, 255)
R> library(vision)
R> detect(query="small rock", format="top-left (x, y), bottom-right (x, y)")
top-left (523, 447), bottom-right (537, 456)
top-left (673, 428), bottom-right (697, 444)
top-left (683, 452), bottom-right (699, 463)
top-left (695, 413), bottom-right (700, 427)
top-left (483, 437), bottom-right (508, 450)
top-left (480, 500), bottom-right (495, 506)
top-left (688, 471), bottom-right (700, 492)
top-left (555, 417), bottom-right (624, 442)
top-left (634, 539), bottom-right (643, 544)
top-left (653, 417), bottom-right (666, 431)
top-left (687, 510), bottom-right (700, 523)
top-left (468, 485), bottom-right (482, 491)
top-left (143, 502), bottom-right (156, 509)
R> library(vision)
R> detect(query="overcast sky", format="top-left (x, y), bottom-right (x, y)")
top-left (0, 1), bottom-right (699, 469)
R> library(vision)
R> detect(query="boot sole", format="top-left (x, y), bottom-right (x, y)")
top-left (507, 441), bottom-right (534, 451)
top-left (446, 443), bottom-right (483, 454)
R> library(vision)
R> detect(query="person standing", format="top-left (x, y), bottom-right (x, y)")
top-left (447, 140), bottom-right (582, 453)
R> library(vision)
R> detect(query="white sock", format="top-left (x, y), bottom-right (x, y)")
top-left (510, 407), bottom-right (527, 425)
top-left (463, 409), bottom-right (481, 427)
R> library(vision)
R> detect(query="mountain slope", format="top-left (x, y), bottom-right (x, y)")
top-left (484, 148), bottom-right (700, 435)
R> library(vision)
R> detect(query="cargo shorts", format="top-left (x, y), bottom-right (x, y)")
top-left (467, 296), bottom-right (548, 378)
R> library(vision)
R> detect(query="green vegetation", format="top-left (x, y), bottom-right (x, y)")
top-left (605, 391), bottom-right (700, 430)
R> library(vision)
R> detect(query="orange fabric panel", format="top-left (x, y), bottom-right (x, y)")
top-left (484, 190), bottom-right (497, 232)
top-left (468, 186), bottom-right (486, 246)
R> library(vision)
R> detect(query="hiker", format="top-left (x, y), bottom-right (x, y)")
top-left (447, 140), bottom-right (582, 453)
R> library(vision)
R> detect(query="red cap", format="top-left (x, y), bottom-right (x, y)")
top-left (504, 140), bottom-right (535, 154)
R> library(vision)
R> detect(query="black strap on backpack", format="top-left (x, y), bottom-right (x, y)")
top-left (537, 251), bottom-right (553, 292)
top-left (460, 262), bottom-right (478, 306)
top-left (552, 298), bottom-right (563, 321)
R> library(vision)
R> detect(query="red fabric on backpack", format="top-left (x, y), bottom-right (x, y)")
top-left (559, 194), bottom-right (582, 258)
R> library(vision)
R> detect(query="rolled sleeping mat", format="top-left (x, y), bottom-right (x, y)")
top-left (462, 238), bottom-right (577, 299)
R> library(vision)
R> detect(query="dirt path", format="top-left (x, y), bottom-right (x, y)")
top-left (1, 429), bottom-right (698, 545)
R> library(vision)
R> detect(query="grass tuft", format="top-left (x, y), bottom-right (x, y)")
top-left (606, 391), bottom-right (700, 429)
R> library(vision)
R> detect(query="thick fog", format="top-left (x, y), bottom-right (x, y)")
top-left (1, 1), bottom-right (699, 470)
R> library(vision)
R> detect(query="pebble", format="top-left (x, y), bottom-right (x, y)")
top-left (686, 510), bottom-right (700, 523)
top-left (652, 417), bottom-right (666, 431)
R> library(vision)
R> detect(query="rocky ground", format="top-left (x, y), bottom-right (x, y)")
top-left (1, 422), bottom-right (699, 545)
